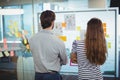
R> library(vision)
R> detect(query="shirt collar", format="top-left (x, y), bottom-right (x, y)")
top-left (40, 29), bottom-right (53, 34)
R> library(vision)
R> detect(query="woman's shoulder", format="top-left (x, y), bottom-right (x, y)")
top-left (73, 40), bottom-right (85, 44)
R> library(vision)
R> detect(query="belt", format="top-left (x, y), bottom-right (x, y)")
top-left (36, 71), bottom-right (58, 74)
top-left (48, 71), bottom-right (58, 74)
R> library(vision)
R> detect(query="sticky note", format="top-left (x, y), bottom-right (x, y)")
top-left (4, 51), bottom-right (9, 56)
top-left (62, 22), bottom-right (66, 28)
top-left (107, 42), bottom-right (111, 48)
top-left (15, 32), bottom-right (19, 37)
top-left (3, 38), bottom-right (8, 49)
top-left (103, 23), bottom-right (107, 27)
top-left (58, 36), bottom-right (67, 41)
top-left (18, 32), bottom-right (22, 38)
top-left (0, 52), bottom-right (3, 57)
top-left (76, 36), bottom-right (80, 40)
top-left (23, 39), bottom-right (27, 44)
top-left (10, 51), bottom-right (14, 57)
top-left (106, 34), bottom-right (110, 38)
top-left (76, 26), bottom-right (81, 31)
top-left (103, 27), bottom-right (106, 33)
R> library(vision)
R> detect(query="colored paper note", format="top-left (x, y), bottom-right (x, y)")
top-left (15, 32), bottom-right (19, 37)
top-left (3, 38), bottom-right (8, 49)
top-left (10, 51), bottom-right (14, 57)
top-left (106, 34), bottom-right (110, 38)
top-left (103, 27), bottom-right (106, 33)
top-left (59, 36), bottom-right (67, 41)
top-left (4, 51), bottom-right (9, 56)
top-left (103, 23), bottom-right (107, 27)
top-left (76, 36), bottom-right (80, 40)
top-left (107, 42), bottom-right (111, 48)
top-left (18, 32), bottom-right (22, 38)
top-left (0, 52), bottom-right (3, 57)
top-left (23, 39), bottom-right (27, 44)
top-left (76, 26), bottom-right (81, 31)
top-left (62, 22), bottom-right (66, 28)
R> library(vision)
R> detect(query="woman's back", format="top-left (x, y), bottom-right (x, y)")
top-left (72, 40), bottom-right (103, 80)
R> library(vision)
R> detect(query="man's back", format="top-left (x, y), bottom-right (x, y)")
top-left (29, 10), bottom-right (67, 80)
top-left (29, 29), bottom-right (67, 73)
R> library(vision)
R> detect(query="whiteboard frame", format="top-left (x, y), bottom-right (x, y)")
top-left (37, 8), bottom-right (119, 77)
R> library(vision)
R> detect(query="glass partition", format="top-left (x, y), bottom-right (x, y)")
top-left (0, 0), bottom-right (119, 80)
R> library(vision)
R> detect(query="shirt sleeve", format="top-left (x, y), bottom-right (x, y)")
top-left (59, 44), bottom-right (68, 65)
top-left (71, 40), bottom-right (78, 53)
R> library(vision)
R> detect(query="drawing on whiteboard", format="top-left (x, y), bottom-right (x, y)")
top-left (64, 14), bottom-right (75, 30)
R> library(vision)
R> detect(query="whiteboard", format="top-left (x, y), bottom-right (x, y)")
top-left (52, 8), bottom-right (118, 76)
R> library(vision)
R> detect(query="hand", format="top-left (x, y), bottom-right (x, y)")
top-left (70, 52), bottom-right (77, 64)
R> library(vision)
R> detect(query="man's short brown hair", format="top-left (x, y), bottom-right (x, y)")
top-left (40, 10), bottom-right (55, 29)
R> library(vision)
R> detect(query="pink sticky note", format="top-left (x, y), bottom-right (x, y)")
top-left (3, 38), bottom-right (8, 49)
top-left (10, 51), bottom-right (14, 57)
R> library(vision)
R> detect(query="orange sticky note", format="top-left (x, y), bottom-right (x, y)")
top-left (103, 27), bottom-right (106, 33)
top-left (18, 32), bottom-right (22, 38)
top-left (58, 36), bottom-right (67, 41)
top-left (103, 23), bottom-right (106, 27)
top-left (10, 51), bottom-right (14, 57)
top-left (62, 22), bottom-right (66, 28)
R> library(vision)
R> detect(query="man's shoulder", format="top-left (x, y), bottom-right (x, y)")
top-left (29, 33), bottom-right (39, 42)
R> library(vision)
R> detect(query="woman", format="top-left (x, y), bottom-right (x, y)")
top-left (71, 18), bottom-right (107, 80)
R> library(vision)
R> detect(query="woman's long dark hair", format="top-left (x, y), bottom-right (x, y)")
top-left (85, 18), bottom-right (107, 65)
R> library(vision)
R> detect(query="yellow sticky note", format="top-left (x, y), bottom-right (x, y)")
top-left (106, 34), bottom-right (110, 38)
top-left (0, 52), bottom-right (3, 57)
top-left (8, 25), bottom-right (13, 29)
top-left (24, 39), bottom-right (27, 44)
top-left (76, 26), bottom-right (81, 31)
top-left (76, 36), bottom-right (80, 40)
top-left (107, 42), bottom-right (111, 48)
top-left (15, 32), bottom-right (19, 37)
top-left (4, 51), bottom-right (9, 56)
top-left (58, 36), bottom-right (67, 42)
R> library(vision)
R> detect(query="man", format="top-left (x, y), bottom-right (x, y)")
top-left (29, 10), bottom-right (67, 80)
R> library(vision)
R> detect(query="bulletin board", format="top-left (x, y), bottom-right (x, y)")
top-left (38, 8), bottom-right (118, 77)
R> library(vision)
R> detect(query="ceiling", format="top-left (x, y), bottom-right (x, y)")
top-left (0, 0), bottom-right (68, 6)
